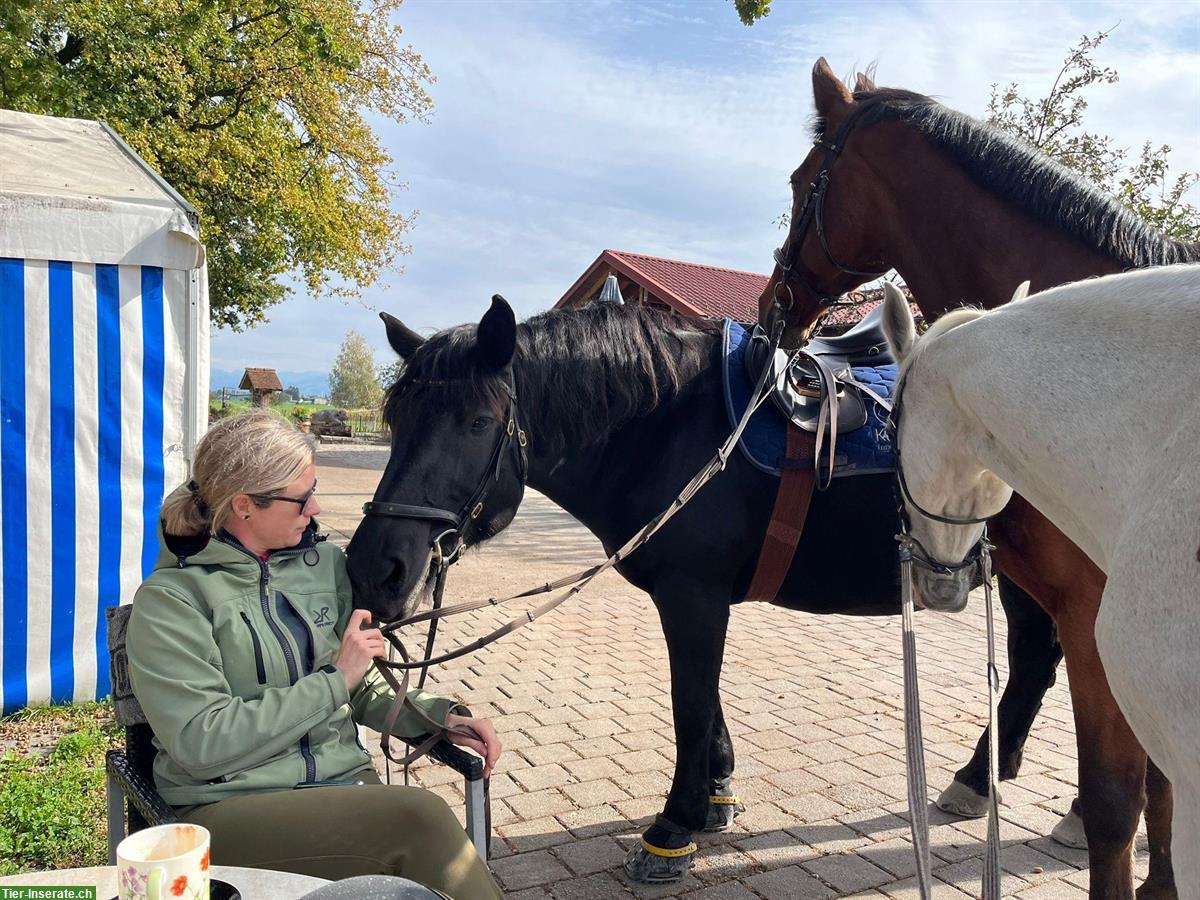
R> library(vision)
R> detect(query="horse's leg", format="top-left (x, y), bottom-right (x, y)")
top-left (624, 585), bottom-right (729, 884)
top-left (938, 575), bottom-right (1063, 816)
top-left (703, 705), bottom-right (740, 831)
top-left (1138, 759), bottom-right (1178, 900)
top-left (1054, 599), bottom-right (1145, 900)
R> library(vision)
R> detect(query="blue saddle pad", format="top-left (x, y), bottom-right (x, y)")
top-left (721, 319), bottom-right (897, 479)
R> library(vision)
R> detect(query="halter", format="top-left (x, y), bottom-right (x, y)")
top-left (771, 101), bottom-right (888, 318)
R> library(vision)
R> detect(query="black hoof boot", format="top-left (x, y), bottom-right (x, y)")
top-left (623, 815), bottom-right (696, 884)
top-left (703, 775), bottom-right (742, 832)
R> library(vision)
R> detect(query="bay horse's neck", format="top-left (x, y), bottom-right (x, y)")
top-left (868, 125), bottom-right (1126, 313)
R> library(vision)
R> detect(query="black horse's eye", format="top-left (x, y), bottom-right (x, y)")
top-left (470, 416), bottom-right (492, 433)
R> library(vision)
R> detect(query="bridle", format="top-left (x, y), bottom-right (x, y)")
top-left (771, 100), bottom-right (888, 320)
top-left (889, 362), bottom-right (991, 577)
top-left (362, 374), bottom-right (528, 571)
top-left (361, 373), bottom-right (528, 689)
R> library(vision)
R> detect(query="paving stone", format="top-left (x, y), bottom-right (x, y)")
top-left (554, 834), bottom-right (629, 876)
top-left (743, 865), bottom-right (837, 899)
top-left (491, 847), bottom-right (574, 892)
top-left (801, 852), bottom-right (892, 893)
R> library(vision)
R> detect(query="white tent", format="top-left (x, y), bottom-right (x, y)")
top-left (0, 109), bottom-right (209, 713)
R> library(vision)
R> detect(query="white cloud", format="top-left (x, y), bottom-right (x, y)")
top-left (211, 0), bottom-right (1200, 373)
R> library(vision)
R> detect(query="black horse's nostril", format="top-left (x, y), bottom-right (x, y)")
top-left (387, 559), bottom-right (407, 591)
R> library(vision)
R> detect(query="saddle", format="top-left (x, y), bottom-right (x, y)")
top-left (744, 305), bottom-right (894, 485)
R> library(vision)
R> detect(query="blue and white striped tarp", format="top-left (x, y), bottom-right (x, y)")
top-left (0, 259), bottom-right (195, 713)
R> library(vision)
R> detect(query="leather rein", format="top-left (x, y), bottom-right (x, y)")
top-left (771, 101), bottom-right (888, 322)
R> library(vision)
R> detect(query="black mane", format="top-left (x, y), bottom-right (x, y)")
top-left (384, 303), bottom-right (721, 457)
top-left (816, 87), bottom-right (1197, 269)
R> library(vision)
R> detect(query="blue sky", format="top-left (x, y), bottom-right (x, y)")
top-left (209, 0), bottom-right (1200, 382)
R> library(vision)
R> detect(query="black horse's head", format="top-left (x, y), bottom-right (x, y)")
top-left (346, 296), bottom-right (527, 621)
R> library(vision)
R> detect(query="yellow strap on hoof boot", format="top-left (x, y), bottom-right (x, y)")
top-left (640, 838), bottom-right (697, 858)
top-left (708, 795), bottom-right (740, 805)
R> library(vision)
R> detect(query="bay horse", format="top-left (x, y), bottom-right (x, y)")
top-left (349, 296), bottom-right (1071, 884)
top-left (757, 58), bottom-right (1197, 898)
top-left (880, 267), bottom-right (1200, 899)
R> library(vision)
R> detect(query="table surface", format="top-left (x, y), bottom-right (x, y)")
top-left (0, 864), bottom-right (330, 898)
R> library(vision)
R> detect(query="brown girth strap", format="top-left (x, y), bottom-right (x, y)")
top-left (743, 424), bottom-right (816, 603)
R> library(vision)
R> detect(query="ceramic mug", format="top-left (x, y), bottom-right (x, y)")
top-left (116, 823), bottom-right (211, 900)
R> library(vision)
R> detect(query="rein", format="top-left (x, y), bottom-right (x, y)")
top-left (771, 101), bottom-right (889, 322)
top-left (366, 316), bottom-right (791, 770)
top-left (890, 361), bottom-right (1003, 900)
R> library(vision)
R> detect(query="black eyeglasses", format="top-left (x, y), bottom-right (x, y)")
top-left (249, 479), bottom-right (318, 510)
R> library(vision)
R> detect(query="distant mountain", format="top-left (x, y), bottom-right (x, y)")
top-left (210, 368), bottom-right (330, 398)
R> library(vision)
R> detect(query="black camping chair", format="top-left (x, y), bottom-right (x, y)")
top-left (104, 605), bottom-right (491, 863)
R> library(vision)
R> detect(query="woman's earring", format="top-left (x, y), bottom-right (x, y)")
top-left (243, 514), bottom-right (250, 520)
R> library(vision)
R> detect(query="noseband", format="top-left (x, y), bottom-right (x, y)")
top-left (362, 374), bottom-right (528, 569)
top-left (772, 101), bottom-right (888, 317)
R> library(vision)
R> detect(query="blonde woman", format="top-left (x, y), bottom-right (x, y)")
top-left (127, 411), bottom-right (502, 899)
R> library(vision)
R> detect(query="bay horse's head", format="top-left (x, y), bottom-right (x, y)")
top-left (346, 296), bottom-right (528, 622)
top-left (758, 59), bottom-right (895, 340)
top-left (881, 282), bottom-right (1018, 612)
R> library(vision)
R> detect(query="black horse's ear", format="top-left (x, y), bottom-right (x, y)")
top-left (380, 311), bottom-right (424, 360)
top-left (813, 57), bottom-right (853, 127)
top-left (476, 294), bottom-right (517, 372)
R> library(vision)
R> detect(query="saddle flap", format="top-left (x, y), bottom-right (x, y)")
top-left (745, 327), bottom-right (869, 437)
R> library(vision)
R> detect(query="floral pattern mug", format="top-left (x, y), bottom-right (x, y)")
top-left (116, 823), bottom-right (210, 900)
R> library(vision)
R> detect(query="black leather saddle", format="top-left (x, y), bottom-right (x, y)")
top-left (745, 305), bottom-right (894, 486)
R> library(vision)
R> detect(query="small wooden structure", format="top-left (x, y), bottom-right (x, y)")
top-left (240, 367), bottom-right (283, 408)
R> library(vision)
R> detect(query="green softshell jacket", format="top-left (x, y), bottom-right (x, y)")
top-left (127, 520), bottom-right (462, 806)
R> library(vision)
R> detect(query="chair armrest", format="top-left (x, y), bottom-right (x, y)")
top-left (425, 738), bottom-right (485, 781)
top-left (106, 749), bottom-right (179, 826)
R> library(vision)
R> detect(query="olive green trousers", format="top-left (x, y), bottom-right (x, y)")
top-left (179, 771), bottom-right (501, 900)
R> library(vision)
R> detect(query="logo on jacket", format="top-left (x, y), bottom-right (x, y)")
top-left (312, 607), bottom-right (333, 627)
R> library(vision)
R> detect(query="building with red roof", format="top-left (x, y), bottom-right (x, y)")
top-left (556, 249), bottom-right (914, 332)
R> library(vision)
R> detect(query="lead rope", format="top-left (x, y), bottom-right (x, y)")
top-left (898, 537), bottom-right (933, 898)
top-left (981, 539), bottom-right (1002, 900)
top-left (899, 532), bottom-right (1003, 900)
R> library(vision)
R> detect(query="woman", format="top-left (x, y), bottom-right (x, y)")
top-left (127, 411), bottom-right (503, 899)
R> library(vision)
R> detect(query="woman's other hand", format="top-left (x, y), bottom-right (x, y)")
top-left (333, 609), bottom-right (386, 691)
top-left (446, 713), bottom-right (502, 778)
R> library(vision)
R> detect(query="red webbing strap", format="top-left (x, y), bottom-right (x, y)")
top-left (743, 425), bottom-right (816, 603)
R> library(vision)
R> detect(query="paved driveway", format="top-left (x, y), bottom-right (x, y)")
top-left (317, 445), bottom-right (1148, 898)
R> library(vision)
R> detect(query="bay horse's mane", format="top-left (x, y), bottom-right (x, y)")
top-left (815, 87), bottom-right (1199, 269)
top-left (384, 303), bottom-right (721, 456)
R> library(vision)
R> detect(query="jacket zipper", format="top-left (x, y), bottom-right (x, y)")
top-left (255, 558), bottom-right (318, 784)
top-left (239, 612), bottom-right (268, 685)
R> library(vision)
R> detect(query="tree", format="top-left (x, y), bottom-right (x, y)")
top-left (284, 385), bottom-right (302, 403)
top-left (378, 358), bottom-right (406, 392)
top-left (732, 0), bottom-right (771, 25)
top-left (987, 29), bottom-right (1199, 242)
top-left (0, 0), bottom-right (434, 329)
top-left (329, 330), bottom-right (382, 409)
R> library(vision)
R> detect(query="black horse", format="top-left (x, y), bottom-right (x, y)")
top-left (346, 296), bottom-right (1061, 882)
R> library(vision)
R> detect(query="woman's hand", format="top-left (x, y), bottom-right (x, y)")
top-left (446, 713), bottom-right (502, 778)
top-left (333, 609), bottom-right (386, 691)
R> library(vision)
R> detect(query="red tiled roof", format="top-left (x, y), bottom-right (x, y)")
top-left (557, 249), bottom-right (768, 322)
top-left (556, 249), bottom-right (918, 330)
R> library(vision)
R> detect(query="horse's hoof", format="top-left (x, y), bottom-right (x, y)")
top-left (623, 844), bottom-right (694, 884)
top-left (703, 794), bottom-right (742, 832)
top-left (1050, 806), bottom-right (1088, 849)
top-left (935, 778), bottom-right (990, 818)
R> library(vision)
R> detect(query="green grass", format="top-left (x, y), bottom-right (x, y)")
top-left (0, 701), bottom-right (122, 876)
